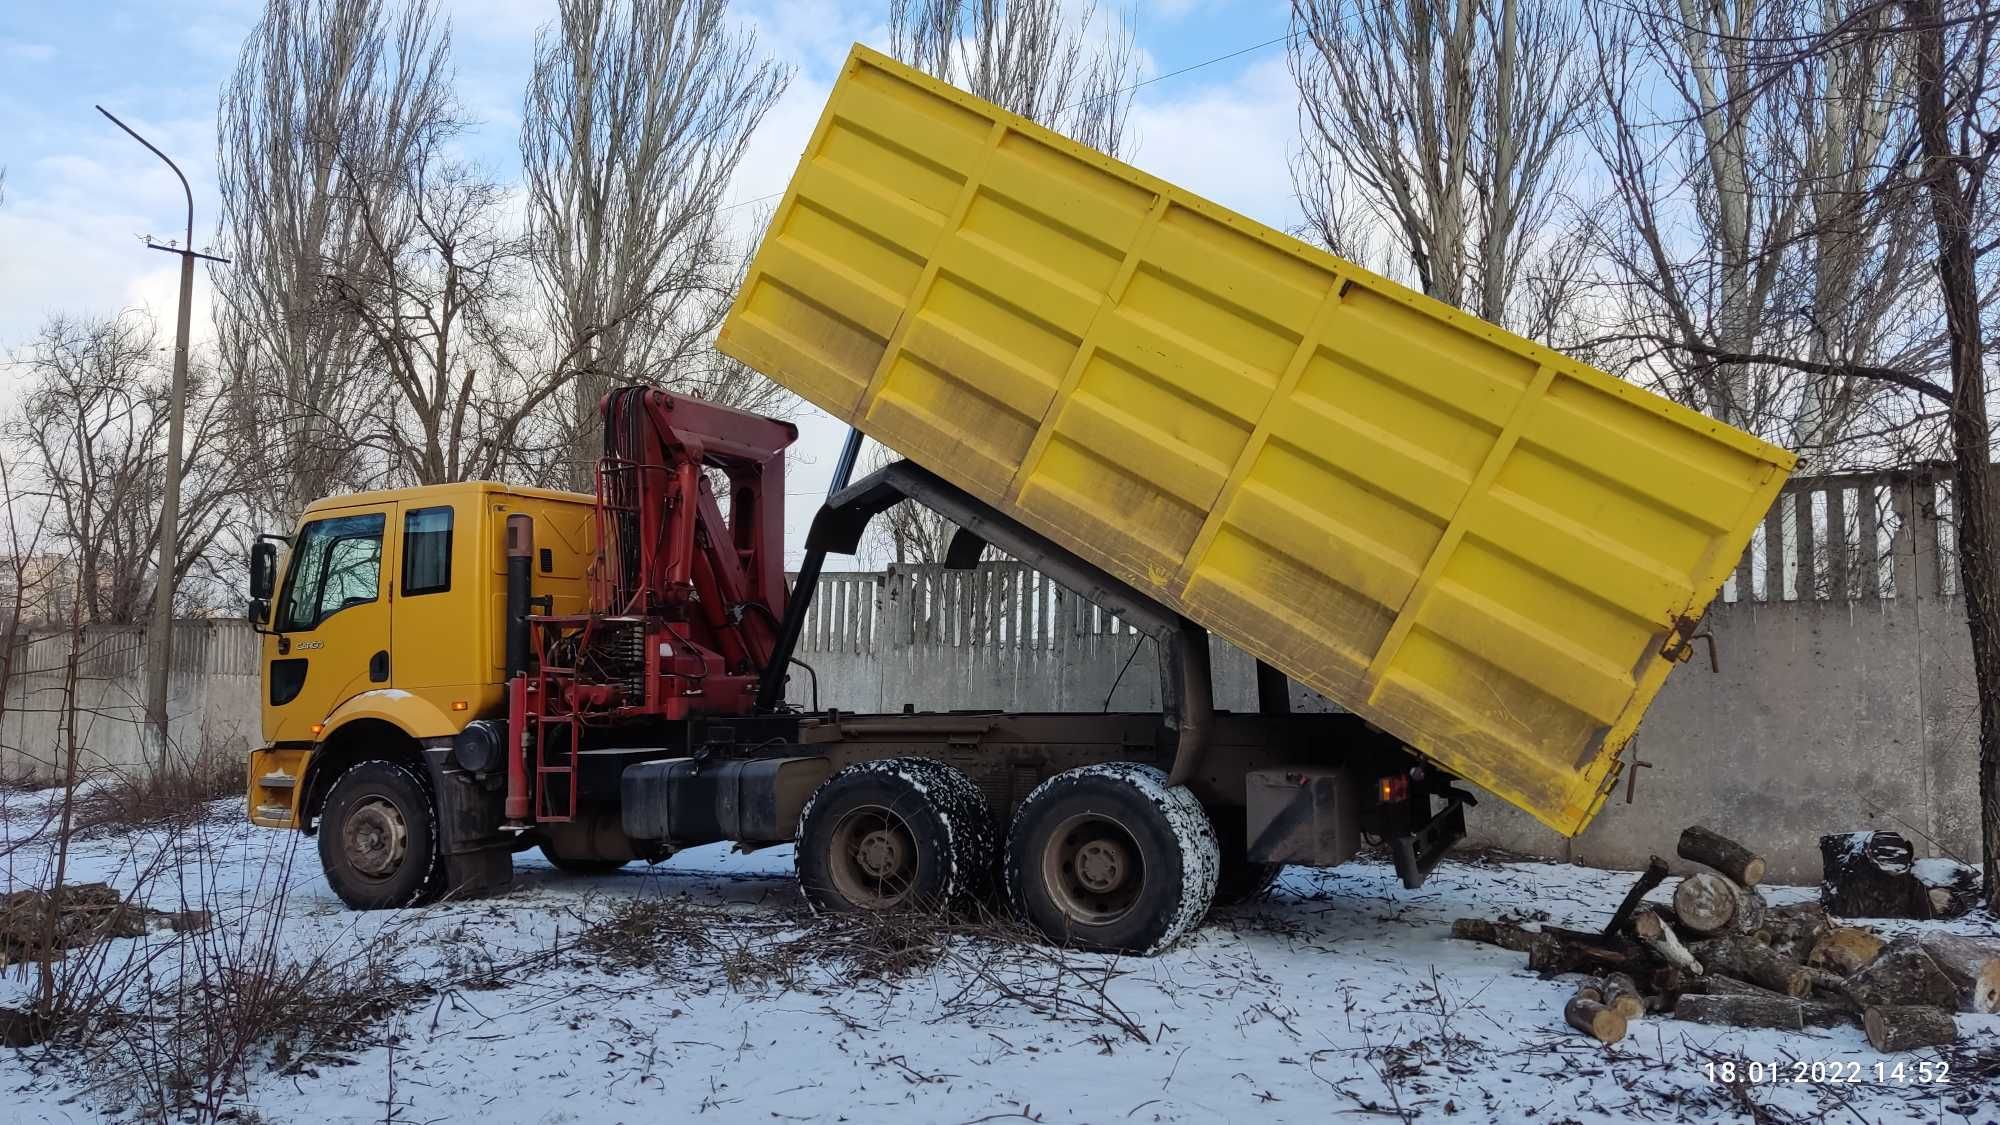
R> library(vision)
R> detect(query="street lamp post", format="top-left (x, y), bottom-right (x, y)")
top-left (96, 106), bottom-right (228, 761)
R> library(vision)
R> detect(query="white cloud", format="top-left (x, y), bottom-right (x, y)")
top-left (2, 39), bottom-right (55, 63)
top-left (1126, 51), bottom-right (1301, 235)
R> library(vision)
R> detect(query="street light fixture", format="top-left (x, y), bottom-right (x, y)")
top-left (96, 105), bottom-right (228, 760)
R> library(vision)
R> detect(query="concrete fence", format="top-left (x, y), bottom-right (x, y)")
top-left (0, 621), bottom-right (261, 782)
top-left (2, 466), bottom-right (1979, 882)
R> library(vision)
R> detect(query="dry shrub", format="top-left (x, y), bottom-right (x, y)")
top-left (71, 753), bottom-right (242, 837)
top-left (576, 895), bottom-right (1150, 1043)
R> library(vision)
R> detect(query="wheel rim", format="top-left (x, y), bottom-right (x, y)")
top-left (1042, 812), bottom-right (1145, 926)
top-left (343, 794), bottom-right (409, 880)
top-left (826, 804), bottom-right (919, 909)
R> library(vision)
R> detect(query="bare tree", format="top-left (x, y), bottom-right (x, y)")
top-left (890, 0), bottom-right (1137, 156)
top-left (214, 0), bottom-right (456, 518)
top-left (1622, 0), bottom-right (2000, 904)
top-left (324, 149), bottom-right (558, 486)
top-left (5, 313), bottom-right (244, 625)
top-left (1288, 0), bottom-right (1592, 330)
top-left (522, 0), bottom-right (790, 488)
top-left (1582, 0), bottom-right (1943, 463)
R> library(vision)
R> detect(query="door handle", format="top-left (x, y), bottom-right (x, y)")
top-left (369, 650), bottom-right (390, 682)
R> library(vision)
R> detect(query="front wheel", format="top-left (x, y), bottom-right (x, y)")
top-left (318, 761), bottom-right (445, 909)
top-left (1005, 764), bottom-right (1219, 954)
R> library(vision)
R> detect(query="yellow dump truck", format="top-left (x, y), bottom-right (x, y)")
top-left (244, 46), bottom-right (1790, 956)
top-left (718, 44), bottom-right (1795, 839)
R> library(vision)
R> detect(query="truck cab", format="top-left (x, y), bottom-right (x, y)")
top-left (246, 482), bottom-right (596, 894)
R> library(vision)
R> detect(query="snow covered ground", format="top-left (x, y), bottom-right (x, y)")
top-left (3, 788), bottom-right (1995, 1125)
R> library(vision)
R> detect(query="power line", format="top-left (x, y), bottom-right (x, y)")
top-left (710, 27), bottom-right (1306, 219)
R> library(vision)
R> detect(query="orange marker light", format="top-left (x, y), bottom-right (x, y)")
top-left (309, 722), bottom-right (325, 736)
top-left (451, 700), bottom-right (469, 711)
top-left (1378, 774), bottom-right (1408, 803)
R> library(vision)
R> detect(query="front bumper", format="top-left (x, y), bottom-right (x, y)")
top-left (247, 746), bottom-right (310, 828)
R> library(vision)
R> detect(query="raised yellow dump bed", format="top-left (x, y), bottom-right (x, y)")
top-left (718, 45), bottom-right (1796, 836)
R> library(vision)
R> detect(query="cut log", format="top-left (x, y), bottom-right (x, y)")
top-left (1695, 973), bottom-right (1783, 998)
top-left (1912, 858), bottom-right (1981, 920)
top-left (1804, 966), bottom-right (1855, 1005)
top-left (1565, 996), bottom-right (1627, 1043)
top-left (1757, 902), bottom-right (1830, 962)
top-left (1844, 939), bottom-right (1959, 1010)
top-left (1678, 826), bottom-right (1766, 886)
top-left (1648, 965), bottom-right (1685, 996)
top-left (1451, 918), bottom-right (1550, 955)
top-left (1692, 938), bottom-right (1811, 998)
top-left (1452, 917), bottom-right (1638, 976)
top-left (1604, 856), bottom-right (1670, 939)
top-left (1915, 933), bottom-right (2000, 1014)
top-left (1808, 927), bottom-right (1886, 975)
top-left (1820, 831), bottom-right (1918, 917)
top-left (1600, 972), bottom-right (1645, 1020)
top-left (1674, 872), bottom-right (1767, 936)
top-left (1863, 1005), bottom-right (1956, 1052)
top-left (1633, 909), bottom-right (1702, 975)
top-left (1674, 994), bottom-right (1803, 1030)
top-left (1572, 980), bottom-right (1604, 1004)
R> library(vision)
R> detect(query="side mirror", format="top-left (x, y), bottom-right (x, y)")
top-left (250, 540), bottom-right (278, 601)
top-left (247, 596), bottom-right (270, 626)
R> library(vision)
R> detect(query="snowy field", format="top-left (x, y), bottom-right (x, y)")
top-left (3, 788), bottom-right (1996, 1125)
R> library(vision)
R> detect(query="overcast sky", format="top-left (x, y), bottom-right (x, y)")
top-left (0, 0), bottom-right (1305, 564)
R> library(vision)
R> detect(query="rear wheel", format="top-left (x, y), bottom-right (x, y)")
top-left (1005, 764), bottom-right (1219, 954)
top-left (796, 758), bottom-right (994, 914)
top-left (1207, 807), bottom-right (1284, 907)
top-left (318, 761), bottom-right (445, 909)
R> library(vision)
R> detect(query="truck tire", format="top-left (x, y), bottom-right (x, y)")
top-left (1207, 807), bottom-right (1283, 907)
top-left (796, 758), bottom-right (994, 914)
top-left (1005, 763), bottom-right (1220, 954)
top-left (318, 761), bottom-right (446, 909)
top-left (1214, 854), bottom-right (1284, 906)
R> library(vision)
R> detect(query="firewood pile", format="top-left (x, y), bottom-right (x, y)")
top-left (1451, 826), bottom-right (1998, 1050)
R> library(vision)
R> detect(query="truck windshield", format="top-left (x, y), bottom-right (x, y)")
top-left (277, 512), bottom-right (386, 632)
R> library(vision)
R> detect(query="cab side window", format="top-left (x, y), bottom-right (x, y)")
top-left (276, 513), bottom-right (386, 631)
top-left (402, 506), bottom-right (453, 596)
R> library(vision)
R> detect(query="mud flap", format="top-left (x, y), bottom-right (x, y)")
top-left (1389, 792), bottom-right (1469, 890)
top-left (423, 746), bottom-right (514, 897)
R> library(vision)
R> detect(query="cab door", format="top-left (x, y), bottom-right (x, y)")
top-left (263, 504), bottom-right (397, 745)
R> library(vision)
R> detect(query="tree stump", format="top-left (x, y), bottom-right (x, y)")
top-left (1844, 939), bottom-right (1960, 1010)
top-left (1863, 1005), bottom-right (1956, 1052)
top-left (1678, 826), bottom-right (1766, 886)
top-left (1565, 995), bottom-right (1627, 1043)
top-left (1820, 831), bottom-right (1918, 917)
top-left (1693, 937), bottom-right (1810, 998)
top-left (1674, 872), bottom-right (1767, 936)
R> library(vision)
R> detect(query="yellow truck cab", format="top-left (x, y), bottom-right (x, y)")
top-left (246, 481), bottom-right (595, 900)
